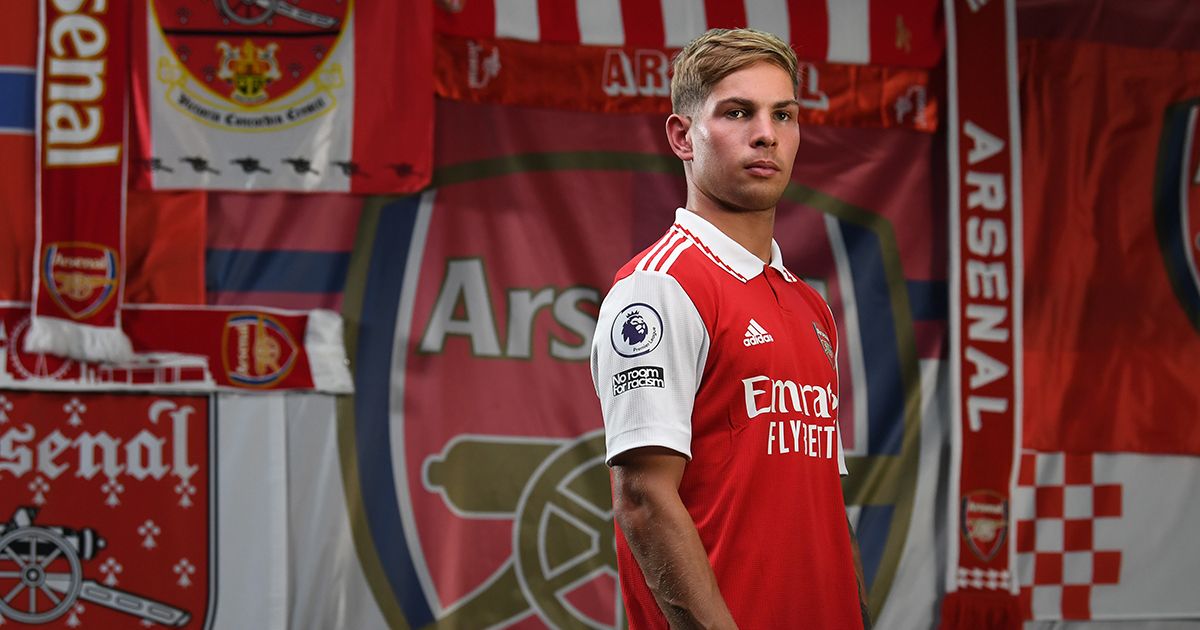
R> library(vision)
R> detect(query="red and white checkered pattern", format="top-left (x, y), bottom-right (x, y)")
top-left (1014, 451), bottom-right (1123, 620)
top-left (956, 567), bottom-right (1011, 591)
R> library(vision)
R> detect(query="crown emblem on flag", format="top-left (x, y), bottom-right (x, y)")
top-left (216, 39), bottom-right (281, 104)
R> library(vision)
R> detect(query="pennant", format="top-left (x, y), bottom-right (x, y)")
top-left (942, 0), bottom-right (1023, 626)
top-left (131, 1), bottom-right (432, 193)
top-left (29, 0), bottom-right (134, 362)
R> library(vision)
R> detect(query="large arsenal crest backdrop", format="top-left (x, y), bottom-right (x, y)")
top-left (338, 99), bottom-right (944, 629)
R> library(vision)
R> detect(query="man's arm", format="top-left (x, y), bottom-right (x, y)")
top-left (611, 447), bottom-right (737, 630)
top-left (848, 516), bottom-right (872, 629)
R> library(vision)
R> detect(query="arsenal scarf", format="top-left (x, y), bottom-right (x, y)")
top-left (941, 0), bottom-right (1023, 627)
top-left (29, 0), bottom-right (134, 362)
top-left (1, 303), bottom-right (352, 393)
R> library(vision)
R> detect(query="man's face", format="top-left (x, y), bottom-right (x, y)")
top-left (681, 61), bottom-right (800, 213)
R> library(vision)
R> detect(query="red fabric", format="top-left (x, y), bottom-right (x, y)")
top-left (868, 0), bottom-right (944, 67)
top-left (945, 0), bottom-right (1020, 621)
top-left (350, 0), bottom-right (432, 193)
top-left (788, 0), bottom-right (829, 63)
top-left (611, 231), bottom-right (861, 629)
top-left (35, 0), bottom-right (130, 330)
top-left (125, 190), bottom-right (206, 305)
top-left (1020, 38), bottom-right (1200, 455)
top-left (939, 591), bottom-right (1022, 630)
top-left (0, 304), bottom-right (326, 391)
top-left (621, 0), bottom-right (665, 47)
top-left (435, 34), bottom-right (938, 130)
top-left (0, 132), bottom-right (34, 302)
top-left (703, 0), bottom-right (747, 30)
top-left (124, 306), bottom-right (316, 390)
top-left (538, 0), bottom-right (580, 44)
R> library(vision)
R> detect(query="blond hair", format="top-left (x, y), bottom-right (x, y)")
top-left (670, 28), bottom-right (798, 116)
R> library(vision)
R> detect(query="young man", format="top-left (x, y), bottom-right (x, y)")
top-left (590, 29), bottom-right (870, 629)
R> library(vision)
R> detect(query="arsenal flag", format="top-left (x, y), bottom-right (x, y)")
top-left (131, 0), bottom-right (432, 193)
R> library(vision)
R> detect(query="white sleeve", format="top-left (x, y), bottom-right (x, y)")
top-left (837, 422), bottom-right (848, 476)
top-left (591, 270), bottom-right (710, 465)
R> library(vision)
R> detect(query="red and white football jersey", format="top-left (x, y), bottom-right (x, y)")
top-left (592, 208), bottom-right (862, 629)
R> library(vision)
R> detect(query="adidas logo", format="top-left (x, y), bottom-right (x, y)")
top-left (743, 319), bottom-right (774, 347)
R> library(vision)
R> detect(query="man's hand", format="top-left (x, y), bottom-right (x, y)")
top-left (611, 447), bottom-right (738, 630)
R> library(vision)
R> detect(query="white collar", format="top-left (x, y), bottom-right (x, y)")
top-left (673, 208), bottom-right (798, 283)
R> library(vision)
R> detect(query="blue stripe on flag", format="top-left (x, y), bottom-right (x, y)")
top-left (855, 504), bottom-right (894, 591)
top-left (352, 196), bottom-right (436, 626)
top-left (205, 249), bottom-right (350, 294)
top-left (0, 71), bottom-right (34, 131)
top-left (840, 221), bottom-right (905, 456)
top-left (906, 280), bottom-right (947, 321)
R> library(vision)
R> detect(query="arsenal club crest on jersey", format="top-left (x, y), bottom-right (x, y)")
top-left (221, 313), bottom-right (299, 388)
top-left (1154, 99), bottom-right (1200, 333)
top-left (961, 490), bottom-right (1009, 562)
top-left (41, 242), bottom-right (119, 321)
top-left (812, 321), bottom-right (835, 367)
top-left (151, 0), bottom-right (349, 132)
top-left (0, 392), bottom-right (214, 628)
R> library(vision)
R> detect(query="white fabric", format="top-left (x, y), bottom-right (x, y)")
top-left (24, 314), bottom-right (134, 362)
top-left (304, 309), bottom-right (354, 393)
top-left (592, 270), bottom-right (710, 464)
top-left (673, 208), bottom-right (793, 282)
top-left (215, 393), bottom-right (390, 629)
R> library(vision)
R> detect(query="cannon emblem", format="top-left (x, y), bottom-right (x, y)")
top-left (0, 507), bottom-right (192, 626)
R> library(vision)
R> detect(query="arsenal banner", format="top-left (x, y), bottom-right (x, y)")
top-left (29, 0), bottom-right (135, 363)
top-left (131, 1), bottom-right (432, 193)
top-left (942, 0), bottom-right (1023, 627)
top-left (0, 392), bottom-right (213, 628)
top-left (435, 34), bottom-right (938, 130)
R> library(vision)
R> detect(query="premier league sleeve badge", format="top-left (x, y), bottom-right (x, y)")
top-left (610, 304), bottom-right (663, 358)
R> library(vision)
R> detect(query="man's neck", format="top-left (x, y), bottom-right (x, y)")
top-left (686, 195), bottom-right (776, 264)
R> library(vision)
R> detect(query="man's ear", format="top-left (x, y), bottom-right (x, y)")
top-left (665, 113), bottom-right (693, 161)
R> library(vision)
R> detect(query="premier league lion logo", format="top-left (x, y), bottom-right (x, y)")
top-left (622, 310), bottom-right (648, 345)
top-left (611, 303), bottom-right (662, 357)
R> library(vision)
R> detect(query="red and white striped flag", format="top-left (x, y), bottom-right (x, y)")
top-left (437, 0), bottom-right (942, 67)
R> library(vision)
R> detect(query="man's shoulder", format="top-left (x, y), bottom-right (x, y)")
top-left (613, 230), bottom-right (717, 293)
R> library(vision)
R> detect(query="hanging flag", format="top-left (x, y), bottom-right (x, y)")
top-left (1014, 35), bottom-right (1200, 623)
top-left (0, 1), bottom-right (36, 303)
top-left (435, 0), bottom-right (942, 67)
top-left (941, 0), bottom-right (1023, 627)
top-left (433, 0), bottom-right (941, 124)
top-left (205, 192), bottom-right (360, 311)
top-left (131, 1), bottom-right (432, 193)
top-left (28, 0), bottom-right (135, 362)
top-left (1022, 38), bottom-right (1200, 459)
top-left (435, 33), bottom-right (937, 129)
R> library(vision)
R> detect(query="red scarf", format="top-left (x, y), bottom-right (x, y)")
top-left (29, 0), bottom-right (133, 361)
top-left (941, 0), bottom-right (1023, 627)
